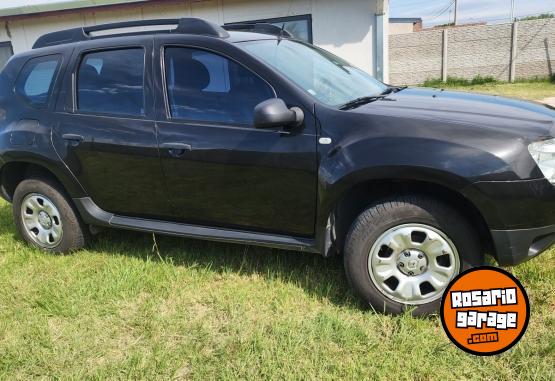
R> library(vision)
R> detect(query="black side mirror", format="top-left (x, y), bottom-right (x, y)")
top-left (253, 98), bottom-right (304, 129)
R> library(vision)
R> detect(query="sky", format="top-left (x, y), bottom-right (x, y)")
top-left (1, 0), bottom-right (554, 27)
top-left (391, 0), bottom-right (555, 26)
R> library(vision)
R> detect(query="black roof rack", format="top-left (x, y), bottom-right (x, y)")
top-left (223, 23), bottom-right (292, 38)
top-left (32, 18), bottom-right (230, 49)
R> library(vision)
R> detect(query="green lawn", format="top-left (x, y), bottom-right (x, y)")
top-left (421, 79), bottom-right (555, 101)
top-left (1, 208), bottom-right (554, 380)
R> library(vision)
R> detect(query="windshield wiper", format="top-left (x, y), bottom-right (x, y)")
top-left (339, 95), bottom-right (387, 110)
top-left (381, 85), bottom-right (408, 95)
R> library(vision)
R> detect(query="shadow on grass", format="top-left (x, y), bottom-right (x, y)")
top-left (0, 202), bottom-right (360, 308)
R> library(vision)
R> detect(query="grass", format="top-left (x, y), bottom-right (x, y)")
top-left (421, 76), bottom-right (555, 101)
top-left (0, 205), bottom-right (554, 380)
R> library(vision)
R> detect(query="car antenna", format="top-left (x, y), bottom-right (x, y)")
top-left (278, 23), bottom-right (285, 43)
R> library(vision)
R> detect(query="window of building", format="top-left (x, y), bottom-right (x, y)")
top-left (226, 15), bottom-right (313, 43)
top-left (77, 48), bottom-right (145, 117)
top-left (15, 55), bottom-right (61, 106)
top-left (0, 42), bottom-right (13, 70)
top-left (164, 47), bottom-right (274, 125)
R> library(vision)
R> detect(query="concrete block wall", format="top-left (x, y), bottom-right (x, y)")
top-left (446, 23), bottom-right (513, 82)
top-left (389, 29), bottom-right (443, 85)
top-left (389, 18), bottom-right (555, 85)
top-left (515, 19), bottom-right (555, 80)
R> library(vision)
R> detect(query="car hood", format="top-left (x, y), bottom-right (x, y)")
top-left (356, 88), bottom-right (555, 141)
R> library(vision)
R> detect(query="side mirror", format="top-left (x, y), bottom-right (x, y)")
top-left (254, 98), bottom-right (304, 129)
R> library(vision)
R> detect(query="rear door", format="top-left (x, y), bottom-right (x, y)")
top-left (154, 38), bottom-right (318, 236)
top-left (52, 38), bottom-right (169, 218)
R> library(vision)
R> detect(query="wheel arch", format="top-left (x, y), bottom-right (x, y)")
top-left (323, 178), bottom-right (493, 260)
top-left (0, 160), bottom-right (84, 202)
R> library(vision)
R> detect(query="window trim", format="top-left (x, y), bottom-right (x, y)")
top-left (0, 41), bottom-right (13, 69)
top-left (72, 46), bottom-right (148, 119)
top-left (160, 44), bottom-right (277, 127)
top-left (13, 54), bottom-right (63, 110)
top-left (225, 14), bottom-right (313, 43)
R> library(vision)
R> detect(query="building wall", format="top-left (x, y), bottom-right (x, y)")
top-left (389, 18), bottom-right (555, 85)
top-left (516, 19), bottom-right (555, 80)
top-left (0, 0), bottom-right (381, 75)
top-left (389, 22), bottom-right (415, 35)
top-left (389, 28), bottom-right (444, 85)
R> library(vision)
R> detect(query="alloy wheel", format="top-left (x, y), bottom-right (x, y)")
top-left (368, 224), bottom-right (460, 305)
top-left (20, 193), bottom-right (63, 249)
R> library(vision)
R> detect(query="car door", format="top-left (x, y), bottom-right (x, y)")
top-left (52, 39), bottom-right (169, 218)
top-left (154, 40), bottom-right (318, 237)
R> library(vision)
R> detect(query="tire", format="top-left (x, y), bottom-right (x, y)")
top-left (344, 195), bottom-right (483, 316)
top-left (13, 177), bottom-right (88, 253)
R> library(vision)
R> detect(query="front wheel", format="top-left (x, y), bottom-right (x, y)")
top-left (344, 195), bottom-right (483, 316)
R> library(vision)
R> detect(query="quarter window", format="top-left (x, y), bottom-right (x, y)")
top-left (15, 55), bottom-right (61, 106)
top-left (226, 15), bottom-right (313, 43)
top-left (164, 47), bottom-right (274, 125)
top-left (77, 48), bottom-right (145, 117)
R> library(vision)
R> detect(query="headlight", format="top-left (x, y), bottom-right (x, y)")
top-left (529, 139), bottom-right (555, 184)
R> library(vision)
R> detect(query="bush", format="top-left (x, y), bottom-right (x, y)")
top-left (423, 75), bottom-right (497, 87)
top-left (515, 75), bottom-right (555, 83)
top-left (470, 75), bottom-right (497, 85)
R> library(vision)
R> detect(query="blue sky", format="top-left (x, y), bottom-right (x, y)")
top-left (391, 0), bottom-right (555, 26)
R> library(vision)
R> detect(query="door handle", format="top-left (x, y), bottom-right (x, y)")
top-left (161, 142), bottom-right (192, 158)
top-left (62, 134), bottom-right (84, 146)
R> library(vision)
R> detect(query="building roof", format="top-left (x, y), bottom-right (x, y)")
top-left (0, 0), bottom-right (148, 17)
top-left (389, 18), bottom-right (422, 24)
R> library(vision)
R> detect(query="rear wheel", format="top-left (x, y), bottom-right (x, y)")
top-left (13, 178), bottom-right (88, 253)
top-left (344, 195), bottom-right (482, 316)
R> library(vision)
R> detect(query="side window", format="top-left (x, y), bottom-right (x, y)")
top-left (164, 47), bottom-right (274, 125)
top-left (15, 55), bottom-right (61, 107)
top-left (226, 15), bottom-right (313, 43)
top-left (77, 48), bottom-right (145, 117)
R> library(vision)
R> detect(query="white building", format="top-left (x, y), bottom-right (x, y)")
top-left (389, 17), bottom-right (422, 35)
top-left (0, 0), bottom-right (390, 82)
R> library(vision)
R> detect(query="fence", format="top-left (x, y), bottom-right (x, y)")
top-left (389, 18), bottom-right (555, 85)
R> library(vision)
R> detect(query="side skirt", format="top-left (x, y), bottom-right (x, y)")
top-left (73, 197), bottom-right (319, 253)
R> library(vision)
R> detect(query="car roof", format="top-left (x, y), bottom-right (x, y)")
top-left (30, 18), bottom-right (286, 52)
top-left (21, 31), bottom-right (279, 60)
top-left (226, 31), bottom-right (279, 43)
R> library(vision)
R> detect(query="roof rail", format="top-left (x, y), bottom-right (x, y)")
top-left (222, 23), bottom-right (292, 38)
top-left (32, 18), bottom-right (230, 49)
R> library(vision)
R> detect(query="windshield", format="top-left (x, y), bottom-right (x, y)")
top-left (238, 39), bottom-right (388, 107)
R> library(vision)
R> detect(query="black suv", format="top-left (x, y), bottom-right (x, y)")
top-left (0, 18), bottom-right (554, 315)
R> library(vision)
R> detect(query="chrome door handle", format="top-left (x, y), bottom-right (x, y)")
top-left (62, 134), bottom-right (84, 146)
top-left (161, 142), bottom-right (192, 157)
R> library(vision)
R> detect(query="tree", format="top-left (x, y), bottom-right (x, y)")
top-left (519, 13), bottom-right (554, 21)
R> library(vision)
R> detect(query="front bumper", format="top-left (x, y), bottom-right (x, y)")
top-left (491, 225), bottom-right (555, 266)
top-left (463, 178), bottom-right (555, 266)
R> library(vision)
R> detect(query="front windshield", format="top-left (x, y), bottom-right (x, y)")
top-left (238, 39), bottom-right (388, 107)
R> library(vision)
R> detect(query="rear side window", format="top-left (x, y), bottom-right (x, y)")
top-left (15, 55), bottom-right (61, 107)
top-left (164, 47), bottom-right (274, 125)
top-left (77, 48), bottom-right (145, 117)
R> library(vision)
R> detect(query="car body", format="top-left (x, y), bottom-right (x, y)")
top-left (0, 18), bottom-right (553, 314)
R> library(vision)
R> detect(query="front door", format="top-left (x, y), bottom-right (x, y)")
top-left (155, 44), bottom-right (318, 236)
top-left (52, 42), bottom-right (168, 218)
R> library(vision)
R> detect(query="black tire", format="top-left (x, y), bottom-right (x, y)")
top-left (344, 195), bottom-right (483, 316)
top-left (13, 177), bottom-right (88, 253)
